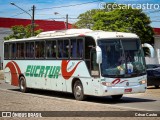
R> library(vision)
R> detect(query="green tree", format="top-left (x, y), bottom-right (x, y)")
top-left (75, 9), bottom-right (101, 29)
top-left (92, 8), bottom-right (154, 43)
top-left (74, 3), bottom-right (119, 29)
top-left (4, 24), bottom-right (42, 40)
top-left (75, 4), bottom-right (154, 43)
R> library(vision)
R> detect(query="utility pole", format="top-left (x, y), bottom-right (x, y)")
top-left (54, 12), bottom-right (69, 29)
top-left (10, 2), bottom-right (35, 36)
top-left (66, 14), bottom-right (68, 29)
top-left (31, 5), bottom-right (35, 36)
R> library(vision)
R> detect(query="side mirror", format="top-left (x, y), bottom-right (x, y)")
top-left (96, 46), bottom-right (102, 64)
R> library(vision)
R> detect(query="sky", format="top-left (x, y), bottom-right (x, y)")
top-left (0, 0), bottom-right (160, 28)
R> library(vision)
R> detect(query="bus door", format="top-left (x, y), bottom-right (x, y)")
top-left (90, 49), bottom-right (101, 95)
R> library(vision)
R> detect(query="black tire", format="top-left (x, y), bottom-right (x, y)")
top-left (111, 94), bottom-right (123, 100)
top-left (19, 76), bottom-right (28, 93)
top-left (73, 80), bottom-right (86, 101)
top-left (155, 85), bottom-right (159, 89)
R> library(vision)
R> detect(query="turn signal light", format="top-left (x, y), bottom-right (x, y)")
top-left (139, 80), bottom-right (147, 84)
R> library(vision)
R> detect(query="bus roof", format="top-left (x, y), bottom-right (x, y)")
top-left (4, 29), bottom-right (139, 42)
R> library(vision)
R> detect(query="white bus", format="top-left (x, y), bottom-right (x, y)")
top-left (3, 29), bottom-right (147, 101)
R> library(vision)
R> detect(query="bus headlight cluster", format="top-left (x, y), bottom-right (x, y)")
top-left (139, 80), bottom-right (147, 84)
top-left (102, 82), bottom-right (112, 87)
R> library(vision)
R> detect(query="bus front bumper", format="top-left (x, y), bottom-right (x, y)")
top-left (102, 84), bottom-right (147, 96)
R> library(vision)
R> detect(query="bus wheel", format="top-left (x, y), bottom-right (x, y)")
top-left (19, 76), bottom-right (28, 93)
top-left (111, 94), bottom-right (123, 100)
top-left (73, 80), bottom-right (86, 101)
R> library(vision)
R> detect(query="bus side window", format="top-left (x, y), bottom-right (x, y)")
top-left (46, 41), bottom-right (56, 58)
top-left (58, 40), bottom-right (63, 58)
top-left (9, 43), bottom-right (16, 59)
top-left (64, 40), bottom-right (69, 58)
top-left (4, 43), bottom-right (9, 59)
top-left (16, 43), bottom-right (24, 59)
top-left (58, 40), bottom-right (69, 58)
top-left (77, 39), bottom-right (83, 58)
top-left (70, 38), bottom-right (83, 59)
top-left (26, 42), bottom-right (34, 58)
top-left (35, 41), bottom-right (44, 58)
top-left (71, 39), bottom-right (77, 58)
top-left (30, 43), bottom-right (34, 58)
top-left (85, 37), bottom-right (95, 59)
top-left (84, 37), bottom-right (96, 73)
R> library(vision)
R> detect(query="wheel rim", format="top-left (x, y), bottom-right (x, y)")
top-left (75, 85), bottom-right (82, 97)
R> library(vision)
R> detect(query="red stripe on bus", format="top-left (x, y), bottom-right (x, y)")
top-left (62, 60), bottom-right (81, 80)
top-left (112, 78), bottom-right (121, 85)
top-left (120, 80), bottom-right (128, 84)
top-left (12, 61), bottom-right (21, 75)
top-left (5, 61), bottom-right (19, 86)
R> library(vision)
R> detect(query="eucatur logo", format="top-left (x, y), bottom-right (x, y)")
top-left (25, 65), bottom-right (61, 79)
top-left (112, 78), bottom-right (128, 86)
top-left (5, 60), bottom-right (82, 83)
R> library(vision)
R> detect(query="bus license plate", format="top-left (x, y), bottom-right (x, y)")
top-left (125, 88), bottom-right (132, 93)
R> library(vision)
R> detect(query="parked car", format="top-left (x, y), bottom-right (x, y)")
top-left (146, 64), bottom-right (160, 88)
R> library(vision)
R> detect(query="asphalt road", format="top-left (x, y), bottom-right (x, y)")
top-left (0, 80), bottom-right (160, 119)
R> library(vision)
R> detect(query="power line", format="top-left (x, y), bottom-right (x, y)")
top-left (152, 19), bottom-right (160, 21)
top-left (150, 16), bottom-right (160, 18)
top-left (10, 9), bottom-right (32, 18)
top-left (9, 0), bottom-right (100, 19)
top-left (146, 10), bottom-right (160, 14)
top-left (36, 13), bottom-right (59, 16)
top-left (152, 21), bottom-right (160, 22)
top-left (36, 0), bottom-right (101, 10)
top-left (49, 17), bottom-right (65, 19)
top-left (68, 18), bottom-right (79, 20)
top-left (10, 11), bottom-right (26, 17)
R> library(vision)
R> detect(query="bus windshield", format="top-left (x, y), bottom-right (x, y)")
top-left (98, 39), bottom-right (146, 78)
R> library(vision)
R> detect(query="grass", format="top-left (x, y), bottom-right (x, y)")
top-left (0, 70), bottom-right (4, 80)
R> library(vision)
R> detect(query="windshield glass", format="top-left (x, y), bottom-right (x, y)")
top-left (98, 39), bottom-right (146, 78)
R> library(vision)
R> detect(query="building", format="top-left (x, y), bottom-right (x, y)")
top-left (153, 28), bottom-right (160, 64)
top-left (143, 28), bottom-right (160, 64)
top-left (0, 17), bottom-right (73, 69)
top-left (0, 27), bottom-right (12, 70)
top-left (0, 17), bottom-right (73, 31)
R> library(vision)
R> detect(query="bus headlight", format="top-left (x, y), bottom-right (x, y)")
top-left (139, 80), bottom-right (147, 84)
top-left (102, 82), bottom-right (112, 87)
